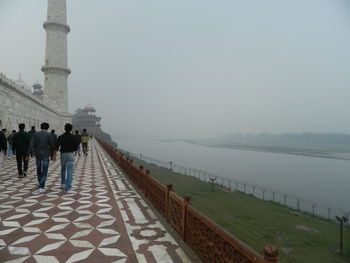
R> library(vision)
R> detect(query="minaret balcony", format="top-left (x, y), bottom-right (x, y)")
top-left (43, 21), bottom-right (70, 33)
top-left (41, 66), bottom-right (71, 75)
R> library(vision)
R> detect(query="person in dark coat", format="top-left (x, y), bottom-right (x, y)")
top-left (30, 123), bottom-right (55, 193)
top-left (53, 123), bottom-right (80, 192)
top-left (74, 130), bottom-right (81, 156)
top-left (50, 129), bottom-right (58, 159)
top-left (7, 130), bottom-right (16, 157)
top-left (28, 126), bottom-right (36, 157)
top-left (12, 123), bottom-right (30, 178)
top-left (0, 129), bottom-right (7, 168)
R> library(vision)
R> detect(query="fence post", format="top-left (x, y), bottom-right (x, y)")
top-left (182, 195), bottom-right (191, 242)
top-left (166, 184), bottom-right (173, 221)
top-left (263, 246), bottom-right (280, 263)
top-left (272, 191), bottom-right (276, 202)
top-left (139, 166), bottom-right (144, 189)
top-left (297, 198), bottom-right (301, 211)
top-left (263, 188), bottom-right (266, 200)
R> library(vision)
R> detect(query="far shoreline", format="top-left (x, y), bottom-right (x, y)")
top-left (187, 142), bottom-right (350, 161)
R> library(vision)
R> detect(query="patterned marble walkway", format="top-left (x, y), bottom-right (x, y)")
top-left (0, 139), bottom-right (191, 263)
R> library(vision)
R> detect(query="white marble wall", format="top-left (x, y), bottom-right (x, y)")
top-left (0, 73), bottom-right (70, 133)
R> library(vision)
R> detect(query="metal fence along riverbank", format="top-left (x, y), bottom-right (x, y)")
top-left (126, 151), bottom-right (349, 223)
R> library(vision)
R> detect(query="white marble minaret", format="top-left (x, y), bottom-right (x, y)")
top-left (42, 0), bottom-right (71, 114)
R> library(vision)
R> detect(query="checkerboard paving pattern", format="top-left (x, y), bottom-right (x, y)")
top-left (0, 139), bottom-right (191, 263)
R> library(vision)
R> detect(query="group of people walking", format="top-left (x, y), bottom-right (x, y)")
top-left (0, 123), bottom-right (90, 193)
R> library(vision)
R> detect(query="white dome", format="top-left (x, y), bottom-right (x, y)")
top-left (84, 103), bottom-right (95, 111)
top-left (15, 75), bottom-right (32, 92)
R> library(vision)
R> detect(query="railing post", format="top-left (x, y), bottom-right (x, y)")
top-left (182, 194), bottom-right (191, 242)
top-left (130, 159), bottom-right (134, 181)
top-left (263, 246), bottom-right (279, 263)
top-left (121, 153), bottom-right (124, 170)
top-left (166, 184), bottom-right (173, 221)
top-left (139, 166), bottom-right (144, 189)
top-left (145, 170), bottom-right (150, 198)
top-left (127, 158), bottom-right (131, 175)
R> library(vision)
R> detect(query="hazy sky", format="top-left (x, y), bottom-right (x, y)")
top-left (1, 0), bottom-right (350, 139)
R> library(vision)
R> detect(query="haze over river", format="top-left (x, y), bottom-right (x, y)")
top-left (117, 138), bottom-right (350, 213)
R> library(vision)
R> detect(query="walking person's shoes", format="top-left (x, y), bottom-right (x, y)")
top-left (23, 171), bottom-right (27, 177)
top-left (39, 188), bottom-right (46, 193)
top-left (65, 189), bottom-right (72, 193)
top-left (61, 184), bottom-right (65, 190)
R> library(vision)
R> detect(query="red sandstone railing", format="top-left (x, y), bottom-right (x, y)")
top-left (97, 139), bottom-right (280, 263)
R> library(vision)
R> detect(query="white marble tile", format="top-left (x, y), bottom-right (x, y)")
top-left (33, 255), bottom-right (59, 263)
top-left (45, 233), bottom-right (67, 240)
top-left (2, 221), bottom-right (20, 228)
top-left (139, 230), bottom-right (157, 237)
top-left (98, 235), bottom-right (120, 247)
top-left (70, 229), bottom-right (93, 239)
top-left (59, 201), bottom-right (74, 206)
top-left (70, 240), bottom-right (95, 248)
top-left (22, 227), bottom-right (41, 233)
top-left (32, 212), bottom-right (49, 218)
top-left (65, 248), bottom-right (94, 263)
top-left (72, 222), bottom-right (94, 229)
top-left (4, 214), bottom-right (27, 221)
top-left (97, 219), bottom-right (116, 228)
top-left (97, 228), bottom-right (119, 235)
top-left (0, 238), bottom-right (5, 246)
top-left (52, 217), bottom-right (70, 223)
top-left (74, 215), bottom-right (93, 222)
top-left (97, 214), bottom-right (114, 219)
top-left (53, 211), bottom-right (71, 217)
top-left (148, 244), bottom-right (173, 263)
top-left (76, 210), bottom-right (93, 215)
top-left (45, 223), bottom-right (69, 232)
top-left (24, 218), bottom-right (48, 227)
top-left (35, 241), bottom-right (66, 254)
top-left (8, 246), bottom-right (30, 255)
top-left (34, 207), bottom-right (53, 212)
top-left (98, 248), bottom-right (126, 257)
top-left (0, 228), bottom-right (17, 236)
top-left (96, 207), bottom-right (112, 214)
top-left (11, 234), bottom-right (39, 245)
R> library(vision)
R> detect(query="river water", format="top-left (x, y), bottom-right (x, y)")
top-left (117, 138), bottom-right (350, 215)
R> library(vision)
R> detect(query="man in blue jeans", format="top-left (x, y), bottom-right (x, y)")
top-left (53, 123), bottom-right (80, 192)
top-left (30, 122), bottom-right (55, 193)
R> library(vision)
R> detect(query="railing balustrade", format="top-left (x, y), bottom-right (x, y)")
top-left (97, 138), bottom-right (280, 263)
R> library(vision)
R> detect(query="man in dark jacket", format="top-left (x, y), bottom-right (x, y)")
top-left (74, 130), bottom-right (81, 156)
top-left (50, 129), bottom-right (58, 159)
top-left (7, 130), bottom-right (16, 157)
top-left (53, 123), bottom-right (80, 192)
top-left (12, 123), bottom-right (30, 178)
top-left (28, 126), bottom-right (36, 157)
top-left (0, 129), bottom-right (7, 168)
top-left (30, 122), bottom-right (55, 193)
